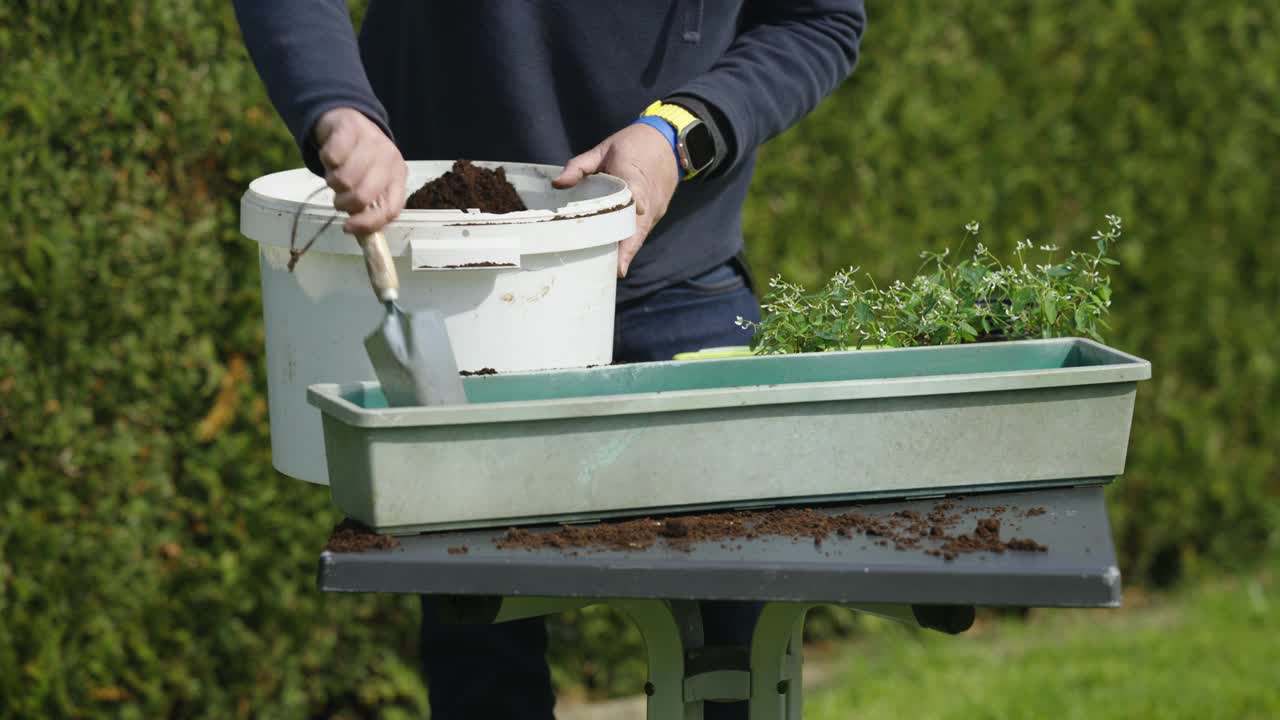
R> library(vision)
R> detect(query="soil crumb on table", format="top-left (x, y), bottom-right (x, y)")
top-left (325, 518), bottom-right (401, 553)
top-left (406, 159), bottom-right (527, 213)
top-left (495, 502), bottom-right (1050, 561)
top-left (459, 367), bottom-right (498, 376)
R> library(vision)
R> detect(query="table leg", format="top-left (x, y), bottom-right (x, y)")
top-left (444, 596), bottom-right (972, 719)
top-left (749, 603), bottom-right (813, 720)
top-left (614, 599), bottom-right (817, 720)
top-left (616, 599), bottom-right (706, 720)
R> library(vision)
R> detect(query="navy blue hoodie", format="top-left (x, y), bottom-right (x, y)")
top-left (234, 1), bottom-right (865, 302)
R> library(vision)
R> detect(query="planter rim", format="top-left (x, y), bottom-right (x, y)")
top-left (307, 337), bottom-right (1150, 429)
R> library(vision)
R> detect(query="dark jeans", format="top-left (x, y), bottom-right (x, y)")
top-left (419, 258), bottom-right (763, 720)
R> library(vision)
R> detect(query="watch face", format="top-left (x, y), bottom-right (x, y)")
top-left (684, 122), bottom-right (716, 171)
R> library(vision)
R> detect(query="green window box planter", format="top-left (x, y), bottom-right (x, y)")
top-left (307, 337), bottom-right (1150, 534)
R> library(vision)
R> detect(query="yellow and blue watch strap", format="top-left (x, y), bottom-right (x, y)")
top-left (643, 100), bottom-right (700, 131)
top-left (634, 100), bottom-right (701, 180)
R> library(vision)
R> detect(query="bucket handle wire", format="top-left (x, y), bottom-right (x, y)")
top-left (286, 186), bottom-right (337, 272)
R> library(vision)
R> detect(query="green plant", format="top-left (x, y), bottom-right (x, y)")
top-left (743, 215), bottom-right (1123, 355)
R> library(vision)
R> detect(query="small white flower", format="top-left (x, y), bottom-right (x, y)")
top-left (965, 221), bottom-right (981, 234)
top-left (734, 315), bottom-right (745, 326)
top-left (1039, 244), bottom-right (1059, 252)
top-left (975, 242), bottom-right (987, 255)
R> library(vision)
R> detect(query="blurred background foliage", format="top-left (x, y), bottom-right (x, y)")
top-left (1, 1), bottom-right (1275, 716)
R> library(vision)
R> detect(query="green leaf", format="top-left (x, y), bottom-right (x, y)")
top-left (1042, 294), bottom-right (1059, 324)
top-left (854, 301), bottom-right (874, 325)
top-left (1099, 257), bottom-right (1120, 265)
top-left (1012, 287), bottom-right (1036, 312)
top-left (1047, 264), bottom-right (1073, 277)
top-left (961, 265), bottom-right (987, 287)
top-left (1075, 305), bottom-right (1091, 331)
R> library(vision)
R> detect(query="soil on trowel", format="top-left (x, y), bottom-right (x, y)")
top-left (405, 159), bottom-right (527, 213)
top-left (495, 501), bottom-right (1050, 562)
top-left (324, 518), bottom-right (401, 553)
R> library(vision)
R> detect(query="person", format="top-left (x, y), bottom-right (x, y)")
top-left (234, 3), bottom-right (865, 718)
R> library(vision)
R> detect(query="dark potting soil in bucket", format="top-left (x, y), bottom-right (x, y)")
top-left (406, 159), bottom-right (527, 213)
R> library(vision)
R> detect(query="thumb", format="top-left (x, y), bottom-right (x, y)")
top-left (553, 144), bottom-right (607, 189)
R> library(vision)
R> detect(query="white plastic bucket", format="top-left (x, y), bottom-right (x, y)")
top-left (240, 160), bottom-right (635, 484)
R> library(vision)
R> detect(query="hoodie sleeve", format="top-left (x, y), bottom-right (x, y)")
top-left (232, 0), bottom-right (393, 176)
top-left (672, 0), bottom-right (866, 175)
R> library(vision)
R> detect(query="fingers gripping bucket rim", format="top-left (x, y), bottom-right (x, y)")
top-left (240, 160), bottom-right (636, 485)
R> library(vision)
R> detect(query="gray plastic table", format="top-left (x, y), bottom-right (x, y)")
top-left (319, 485), bottom-right (1120, 719)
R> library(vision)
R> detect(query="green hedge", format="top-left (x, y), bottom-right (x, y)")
top-left (1, 1), bottom-right (1275, 716)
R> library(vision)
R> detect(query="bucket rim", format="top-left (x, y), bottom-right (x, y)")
top-left (240, 160), bottom-right (636, 256)
top-left (244, 160), bottom-right (631, 223)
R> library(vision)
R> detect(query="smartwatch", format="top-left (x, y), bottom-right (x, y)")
top-left (638, 100), bottom-right (717, 180)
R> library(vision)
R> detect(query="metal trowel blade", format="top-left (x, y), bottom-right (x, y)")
top-left (364, 305), bottom-right (468, 407)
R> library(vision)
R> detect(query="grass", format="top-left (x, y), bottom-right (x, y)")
top-left (807, 561), bottom-right (1280, 719)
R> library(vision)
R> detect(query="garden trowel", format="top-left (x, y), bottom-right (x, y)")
top-left (356, 232), bottom-right (467, 407)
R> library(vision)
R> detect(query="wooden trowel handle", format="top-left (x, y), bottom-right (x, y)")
top-left (356, 231), bottom-right (400, 303)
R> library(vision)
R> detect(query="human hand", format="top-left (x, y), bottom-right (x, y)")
top-left (313, 107), bottom-right (408, 235)
top-left (553, 123), bottom-right (680, 278)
